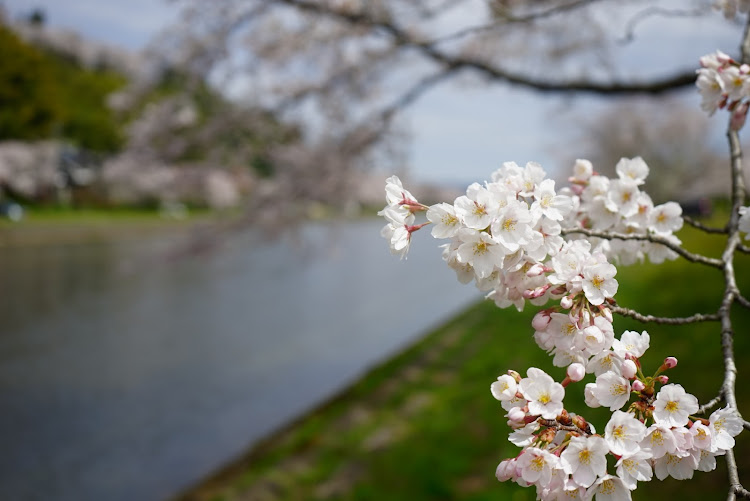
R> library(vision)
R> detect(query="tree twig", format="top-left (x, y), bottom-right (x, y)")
top-left (683, 215), bottom-right (728, 234)
top-left (610, 305), bottom-right (721, 325)
top-left (276, 0), bottom-right (698, 96)
top-left (561, 227), bottom-right (724, 268)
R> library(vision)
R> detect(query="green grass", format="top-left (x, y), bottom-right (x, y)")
top-left (175, 213), bottom-right (750, 501)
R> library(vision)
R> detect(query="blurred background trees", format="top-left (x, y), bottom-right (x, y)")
top-left (0, 0), bottom-right (740, 214)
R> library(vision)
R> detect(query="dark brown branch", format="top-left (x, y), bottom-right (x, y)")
top-left (618, 6), bottom-right (711, 45)
top-left (276, 0), bottom-right (698, 96)
top-left (610, 305), bottom-right (721, 325)
top-left (430, 0), bottom-right (604, 45)
top-left (561, 227), bottom-right (724, 268)
top-left (683, 214), bottom-right (728, 234)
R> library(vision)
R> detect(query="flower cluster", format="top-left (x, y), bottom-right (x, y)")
top-left (696, 50), bottom-right (750, 129)
top-left (492, 353), bottom-right (743, 501)
top-left (379, 159), bottom-right (683, 365)
top-left (378, 158), bottom-right (743, 500)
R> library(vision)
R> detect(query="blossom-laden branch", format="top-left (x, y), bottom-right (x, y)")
top-left (712, 11), bottom-right (750, 499)
top-left (560, 227), bottom-right (724, 268)
top-left (609, 305), bottom-right (721, 325)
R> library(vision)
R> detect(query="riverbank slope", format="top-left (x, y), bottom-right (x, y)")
top-left (174, 217), bottom-right (750, 501)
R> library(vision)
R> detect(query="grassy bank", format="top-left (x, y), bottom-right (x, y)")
top-left (0, 207), bottom-right (219, 247)
top-left (176, 217), bottom-right (750, 501)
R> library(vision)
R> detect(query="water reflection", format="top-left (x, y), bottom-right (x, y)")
top-left (0, 220), bottom-right (480, 501)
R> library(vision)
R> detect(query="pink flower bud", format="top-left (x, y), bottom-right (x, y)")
top-left (507, 370), bottom-right (521, 383)
top-left (621, 359), bottom-right (638, 379)
top-left (526, 263), bottom-right (546, 277)
top-left (567, 363), bottom-right (586, 382)
top-left (523, 284), bottom-right (550, 299)
top-left (632, 380), bottom-right (646, 392)
top-left (532, 311), bottom-right (551, 331)
top-left (508, 406), bottom-right (526, 423)
top-left (496, 459), bottom-right (517, 482)
top-left (731, 101), bottom-right (749, 131)
top-left (664, 357), bottom-right (678, 369)
top-left (560, 296), bottom-right (573, 309)
top-left (657, 375), bottom-right (669, 384)
top-left (598, 305), bottom-right (613, 323)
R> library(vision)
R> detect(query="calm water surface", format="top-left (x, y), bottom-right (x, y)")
top-left (0, 219), bottom-right (480, 501)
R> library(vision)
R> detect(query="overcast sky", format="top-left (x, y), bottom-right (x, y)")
top-left (2, 0), bottom-right (743, 187)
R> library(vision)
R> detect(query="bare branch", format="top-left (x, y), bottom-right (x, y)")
top-left (610, 305), bottom-right (721, 325)
top-left (561, 227), bottom-right (724, 268)
top-left (618, 6), bottom-right (711, 45)
top-left (697, 394), bottom-right (724, 415)
top-left (736, 294), bottom-right (750, 310)
top-left (276, 0), bottom-right (698, 96)
top-left (430, 0), bottom-right (605, 45)
top-left (719, 16), bottom-right (750, 498)
top-left (737, 243), bottom-right (750, 253)
top-left (683, 215), bottom-right (728, 234)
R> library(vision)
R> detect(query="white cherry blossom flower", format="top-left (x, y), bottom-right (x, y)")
top-left (517, 447), bottom-right (560, 486)
top-left (560, 435), bottom-right (608, 488)
top-left (491, 200), bottom-right (534, 252)
top-left (532, 179), bottom-right (573, 221)
top-left (508, 421), bottom-right (540, 447)
top-left (518, 367), bottom-right (565, 419)
top-left (649, 202), bottom-right (683, 234)
top-left (586, 350), bottom-right (624, 376)
top-left (605, 410), bottom-right (647, 456)
top-left (615, 157), bottom-right (650, 186)
top-left (590, 372), bottom-right (630, 411)
top-left (640, 424), bottom-right (678, 459)
top-left (454, 183), bottom-right (498, 230)
top-left (690, 421), bottom-right (714, 450)
top-left (612, 330), bottom-right (650, 359)
top-left (586, 474), bottom-right (631, 501)
top-left (384, 175), bottom-right (416, 206)
top-left (654, 451), bottom-right (698, 480)
top-left (615, 450), bottom-right (653, 490)
top-left (426, 203), bottom-right (461, 238)
top-left (653, 384), bottom-right (699, 428)
top-left (606, 179), bottom-right (640, 218)
top-left (455, 228), bottom-right (507, 278)
top-left (572, 159), bottom-right (593, 182)
top-left (491, 374), bottom-right (518, 401)
top-left (581, 261), bottom-right (618, 306)
top-left (709, 406), bottom-right (745, 451)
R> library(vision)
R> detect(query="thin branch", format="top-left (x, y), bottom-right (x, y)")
top-left (618, 6), bottom-right (711, 45)
top-left (697, 394), bottom-right (724, 415)
top-left (561, 227), bottom-right (724, 268)
top-left (277, 0), bottom-right (698, 96)
top-left (683, 214), bottom-right (728, 234)
top-left (377, 68), bottom-right (457, 122)
top-left (738, 243), bottom-right (750, 253)
top-left (736, 294), bottom-right (750, 310)
top-left (719, 14), bottom-right (750, 498)
top-left (430, 0), bottom-right (604, 45)
top-left (610, 305), bottom-right (721, 325)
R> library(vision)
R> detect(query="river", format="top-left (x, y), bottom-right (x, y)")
top-left (0, 219), bottom-right (480, 501)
